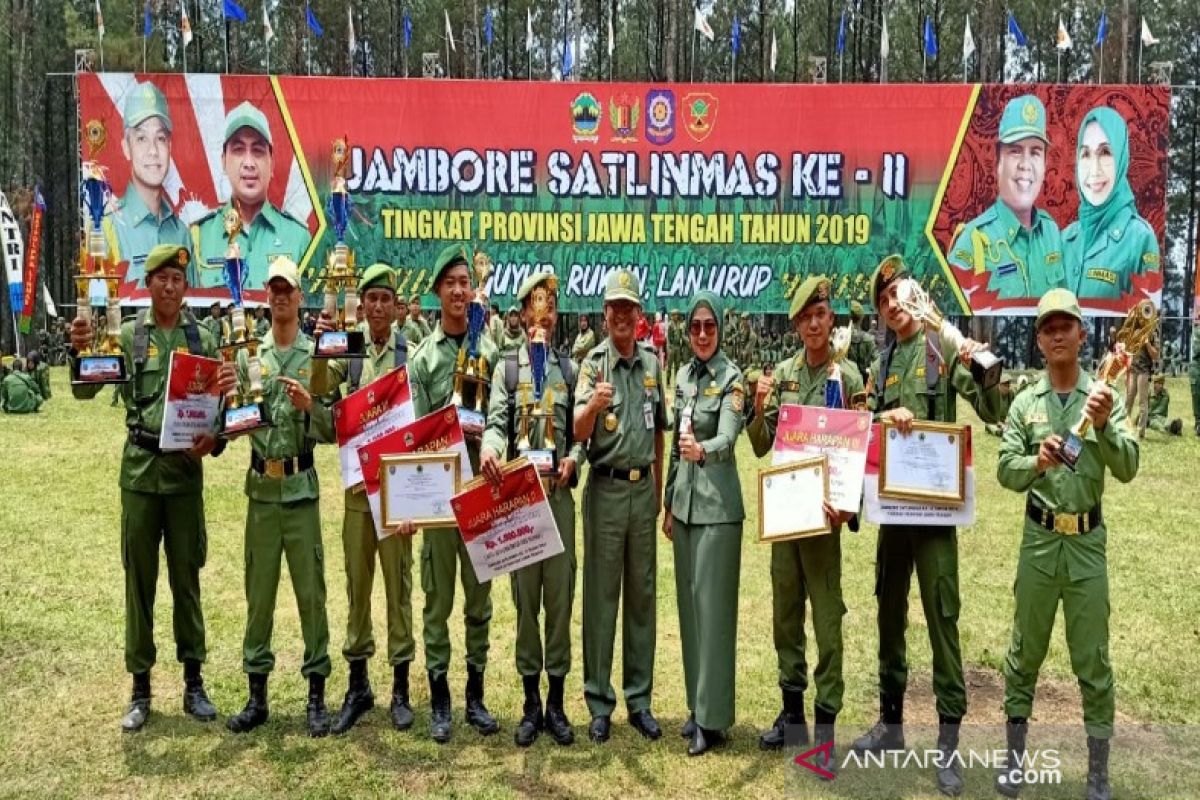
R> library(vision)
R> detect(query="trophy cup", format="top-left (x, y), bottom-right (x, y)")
top-left (314, 136), bottom-right (365, 359)
top-left (71, 120), bottom-right (129, 386)
top-left (517, 279), bottom-right (559, 476)
top-left (1057, 299), bottom-right (1158, 471)
top-left (894, 276), bottom-right (1004, 390)
top-left (217, 205), bottom-right (272, 437)
top-left (452, 250), bottom-right (494, 429)
top-left (825, 323), bottom-right (853, 409)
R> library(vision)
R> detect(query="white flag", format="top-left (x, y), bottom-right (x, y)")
top-left (608, 14), bottom-right (614, 57)
top-left (526, 8), bottom-right (533, 52)
top-left (770, 28), bottom-right (778, 74)
top-left (1056, 17), bottom-right (1072, 51)
top-left (880, 15), bottom-right (889, 60)
top-left (963, 16), bottom-right (975, 61)
top-left (42, 284), bottom-right (58, 319)
top-left (95, 0), bottom-right (105, 39)
top-left (693, 7), bottom-right (714, 42)
top-left (1141, 17), bottom-right (1159, 46)
top-left (348, 5), bottom-right (356, 55)
top-left (180, 1), bottom-right (192, 47)
top-left (263, 1), bottom-right (274, 43)
top-left (445, 9), bottom-right (456, 52)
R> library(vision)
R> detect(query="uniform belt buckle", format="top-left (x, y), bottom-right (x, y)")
top-left (265, 459), bottom-right (285, 479)
top-left (1053, 514), bottom-right (1080, 536)
top-left (628, 468), bottom-right (641, 482)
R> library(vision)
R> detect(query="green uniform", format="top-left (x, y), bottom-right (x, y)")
top-left (105, 185), bottom-right (191, 286)
top-left (311, 331), bottom-right (416, 667)
top-left (200, 315), bottom-right (224, 346)
top-left (1146, 386), bottom-right (1172, 432)
top-left (665, 339), bottom-right (746, 731)
top-left (997, 371), bottom-right (1139, 738)
top-left (1190, 326), bottom-right (1200, 427)
top-left (571, 327), bottom-right (598, 368)
top-left (500, 326), bottom-right (527, 357)
top-left (410, 323), bottom-right (500, 676)
top-left (402, 318), bottom-right (425, 345)
top-left (254, 315), bottom-right (270, 339)
top-left (1063, 205), bottom-right (1159, 300)
top-left (948, 199), bottom-right (1065, 299)
top-left (489, 315), bottom-right (505, 350)
top-left (575, 338), bottom-right (668, 718)
top-left (849, 326), bottom-right (877, 385)
top-left (1, 371), bottom-right (42, 413)
top-left (482, 347), bottom-right (584, 678)
top-left (189, 202), bottom-right (311, 291)
top-left (73, 311), bottom-right (219, 674)
top-left (234, 330), bottom-right (333, 678)
top-left (665, 319), bottom-right (684, 385)
top-left (32, 361), bottom-right (51, 400)
top-left (747, 351), bottom-right (863, 716)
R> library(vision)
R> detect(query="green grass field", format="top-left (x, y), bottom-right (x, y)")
top-left (2, 370), bottom-right (1199, 799)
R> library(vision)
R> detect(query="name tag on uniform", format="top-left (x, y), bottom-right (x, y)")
top-left (995, 262), bottom-right (1018, 277)
top-left (1086, 268), bottom-right (1117, 285)
top-left (147, 344), bottom-right (159, 358)
top-left (782, 381), bottom-right (800, 392)
top-left (1025, 411), bottom-right (1049, 425)
top-left (175, 346), bottom-right (190, 354)
top-left (885, 374), bottom-right (900, 388)
top-left (643, 377), bottom-right (658, 389)
top-left (703, 385), bottom-right (721, 397)
top-left (205, 257), bottom-right (223, 266)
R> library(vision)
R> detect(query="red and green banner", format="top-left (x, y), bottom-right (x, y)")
top-left (18, 186), bottom-right (44, 334)
top-left (77, 75), bottom-right (1168, 316)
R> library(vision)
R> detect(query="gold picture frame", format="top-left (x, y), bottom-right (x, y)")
top-left (757, 455), bottom-right (832, 543)
top-left (380, 452), bottom-right (462, 528)
top-left (878, 419), bottom-right (967, 507)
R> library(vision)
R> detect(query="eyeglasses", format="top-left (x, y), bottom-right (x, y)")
top-left (689, 320), bottom-right (718, 336)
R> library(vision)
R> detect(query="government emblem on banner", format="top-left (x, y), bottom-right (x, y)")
top-left (682, 92), bottom-right (719, 142)
top-left (645, 89), bottom-right (675, 145)
top-left (609, 93), bottom-right (641, 143)
top-left (571, 92), bottom-right (601, 143)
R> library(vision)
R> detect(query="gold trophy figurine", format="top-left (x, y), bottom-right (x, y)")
top-left (518, 278), bottom-right (558, 476)
top-left (217, 206), bottom-right (271, 437)
top-left (452, 250), bottom-right (494, 417)
top-left (894, 273), bottom-right (1004, 390)
top-left (314, 136), bottom-right (365, 359)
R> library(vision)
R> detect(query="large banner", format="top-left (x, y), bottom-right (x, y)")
top-left (77, 75), bottom-right (1168, 316)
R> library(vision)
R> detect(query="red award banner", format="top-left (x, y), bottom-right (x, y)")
top-left (332, 366), bottom-right (414, 490)
top-left (772, 404), bottom-right (872, 513)
top-left (863, 423), bottom-right (976, 526)
top-left (452, 459), bottom-right (563, 583)
top-left (159, 352), bottom-right (222, 450)
top-left (18, 187), bottom-right (44, 334)
top-left (356, 405), bottom-right (474, 537)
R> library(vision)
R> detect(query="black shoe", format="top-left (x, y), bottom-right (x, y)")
top-left (429, 671), bottom-right (452, 744)
top-left (629, 709), bottom-right (662, 740)
top-left (935, 718), bottom-right (963, 797)
top-left (995, 717), bottom-right (1028, 798)
top-left (588, 715), bottom-right (611, 743)
top-left (1086, 736), bottom-right (1111, 800)
top-left (465, 664), bottom-right (500, 735)
top-left (226, 674), bottom-right (269, 734)
top-left (390, 662), bottom-right (414, 731)
top-left (687, 726), bottom-right (726, 756)
top-left (759, 687), bottom-right (808, 750)
top-left (182, 660), bottom-right (217, 721)
top-left (514, 674), bottom-right (544, 748)
top-left (1169, 418), bottom-right (1183, 436)
top-left (544, 674), bottom-right (574, 746)
top-left (121, 672), bottom-right (152, 733)
top-left (681, 713), bottom-right (696, 739)
top-left (331, 659), bottom-right (374, 735)
top-left (307, 675), bottom-right (330, 738)
top-left (811, 710), bottom-right (838, 781)
top-left (850, 694), bottom-right (905, 753)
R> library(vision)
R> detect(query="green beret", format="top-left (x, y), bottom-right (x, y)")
top-left (850, 300), bottom-right (865, 318)
top-left (603, 269), bottom-right (641, 305)
top-left (788, 275), bottom-right (832, 320)
top-left (999, 94), bottom-right (1049, 146)
top-left (870, 254), bottom-right (909, 310)
top-left (1035, 288), bottom-right (1083, 330)
top-left (516, 271), bottom-right (559, 305)
top-left (359, 263), bottom-right (397, 294)
top-left (144, 243), bottom-right (191, 276)
top-left (432, 243), bottom-right (471, 285)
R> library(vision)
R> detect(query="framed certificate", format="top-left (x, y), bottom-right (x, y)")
top-left (380, 453), bottom-right (462, 528)
top-left (758, 455), bottom-right (831, 543)
top-left (878, 420), bottom-right (967, 506)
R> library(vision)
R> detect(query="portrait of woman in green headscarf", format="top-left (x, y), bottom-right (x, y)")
top-left (1062, 106), bottom-right (1161, 300)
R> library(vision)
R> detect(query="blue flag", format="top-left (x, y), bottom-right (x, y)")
top-left (732, 13), bottom-right (740, 55)
top-left (223, 0), bottom-right (247, 23)
top-left (403, 9), bottom-right (412, 48)
top-left (923, 16), bottom-right (937, 57)
top-left (1095, 10), bottom-right (1109, 45)
top-left (484, 8), bottom-right (493, 46)
top-left (306, 2), bottom-right (323, 36)
top-left (143, 3), bottom-right (152, 36)
top-left (836, 10), bottom-right (846, 55)
top-left (1007, 11), bottom-right (1027, 47)
top-left (562, 39), bottom-right (572, 76)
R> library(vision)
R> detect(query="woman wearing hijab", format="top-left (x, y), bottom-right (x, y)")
top-left (662, 292), bottom-right (747, 756)
top-left (1062, 107), bottom-right (1160, 300)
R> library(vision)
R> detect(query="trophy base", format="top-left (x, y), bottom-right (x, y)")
top-left (1056, 432), bottom-right (1085, 471)
top-left (220, 401), bottom-right (274, 439)
top-left (520, 447), bottom-right (559, 477)
top-left (971, 351), bottom-right (1004, 391)
top-left (313, 329), bottom-right (366, 359)
top-left (71, 353), bottom-right (129, 386)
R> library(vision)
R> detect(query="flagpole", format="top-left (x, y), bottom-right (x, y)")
top-left (1099, 41), bottom-right (1104, 83)
top-left (690, 27), bottom-right (695, 82)
top-left (224, 18), bottom-right (230, 73)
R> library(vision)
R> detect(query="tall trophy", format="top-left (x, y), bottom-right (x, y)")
top-left (217, 205), bottom-right (272, 437)
top-left (71, 120), bottom-right (128, 386)
top-left (825, 323), bottom-right (853, 409)
top-left (314, 136), bottom-right (365, 359)
top-left (452, 250), bottom-right (494, 429)
top-left (517, 277), bottom-right (559, 476)
top-left (1057, 299), bottom-right (1158, 470)
top-left (894, 276), bottom-right (1004, 390)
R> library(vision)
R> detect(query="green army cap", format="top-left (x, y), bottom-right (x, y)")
top-left (870, 254), bottom-right (909, 309)
top-left (850, 300), bottom-right (865, 318)
top-left (506, 304), bottom-right (520, 316)
top-left (603, 269), bottom-right (642, 305)
top-left (999, 94), bottom-right (1049, 145)
top-left (265, 256), bottom-right (301, 288)
top-left (516, 271), bottom-right (559, 305)
top-left (788, 275), bottom-right (833, 320)
top-left (359, 263), bottom-right (397, 294)
top-left (223, 101), bottom-right (272, 146)
top-left (432, 243), bottom-right (471, 285)
top-left (123, 82), bottom-right (172, 132)
top-left (144, 243), bottom-right (191, 276)
top-left (1153, 373), bottom-right (1166, 383)
top-left (1035, 288), bottom-right (1083, 330)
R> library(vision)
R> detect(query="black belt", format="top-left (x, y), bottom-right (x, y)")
top-left (251, 452), bottom-right (315, 478)
top-left (591, 464), bottom-right (652, 483)
top-left (127, 428), bottom-right (163, 455)
top-left (1026, 500), bottom-right (1102, 536)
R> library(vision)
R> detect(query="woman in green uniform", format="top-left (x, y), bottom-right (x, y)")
top-left (663, 291), bottom-right (746, 756)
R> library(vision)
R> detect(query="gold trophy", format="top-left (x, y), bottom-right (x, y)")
top-left (451, 250), bottom-right (494, 428)
top-left (517, 278), bottom-right (559, 476)
top-left (71, 120), bottom-right (128, 385)
top-left (1057, 299), bottom-right (1158, 470)
top-left (314, 136), bottom-right (365, 359)
top-left (824, 321), bottom-right (854, 409)
top-left (894, 272), bottom-right (1004, 389)
top-left (217, 206), bottom-right (271, 437)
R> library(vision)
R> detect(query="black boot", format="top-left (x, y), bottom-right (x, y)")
top-left (935, 716), bottom-right (963, 797)
top-left (331, 659), bottom-right (374, 735)
top-left (850, 694), bottom-right (905, 753)
top-left (390, 662), bottom-right (414, 731)
top-left (1086, 736), bottom-right (1111, 800)
top-left (429, 671), bottom-right (452, 744)
top-left (995, 717), bottom-right (1028, 798)
top-left (687, 726), bottom-right (726, 756)
top-left (1169, 418), bottom-right (1183, 436)
top-left (182, 660), bottom-right (217, 721)
top-left (514, 674), bottom-right (544, 747)
top-left (307, 675), bottom-right (330, 738)
top-left (544, 674), bottom-right (574, 746)
top-left (226, 674), bottom-right (269, 733)
top-left (759, 687), bottom-right (808, 750)
top-left (465, 664), bottom-right (500, 735)
top-left (681, 712), bottom-right (696, 740)
top-left (810, 707), bottom-right (838, 780)
top-left (121, 671), bottom-right (152, 733)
